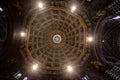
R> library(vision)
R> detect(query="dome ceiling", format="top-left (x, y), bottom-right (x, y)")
top-left (25, 7), bottom-right (88, 70)
top-left (1, 0), bottom-right (119, 79)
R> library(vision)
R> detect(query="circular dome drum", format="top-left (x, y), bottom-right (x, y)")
top-left (95, 15), bottom-right (120, 66)
top-left (25, 7), bottom-right (87, 70)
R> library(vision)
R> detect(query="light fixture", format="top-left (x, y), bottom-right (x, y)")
top-left (87, 36), bottom-right (94, 42)
top-left (71, 5), bottom-right (77, 12)
top-left (38, 2), bottom-right (44, 9)
top-left (112, 16), bottom-right (120, 20)
top-left (67, 66), bottom-right (73, 72)
top-left (23, 77), bottom-right (28, 80)
top-left (20, 32), bottom-right (26, 37)
top-left (32, 64), bottom-right (39, 71)
top-left (0, 8), bottom-right (3, 12)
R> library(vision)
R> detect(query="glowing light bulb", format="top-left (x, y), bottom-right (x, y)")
top-left (71, 5), bottom-right (77, 12)
top-left (87, 36), bottom-right (94, 42)
top-left (32, 64), bottom-right (38, 71)
top-left (67, 66), bottom-right (73, 72)
top-left (38, 2), bottom-right (43, 9)
top-left (20, 32), bottom-right (26, 37)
